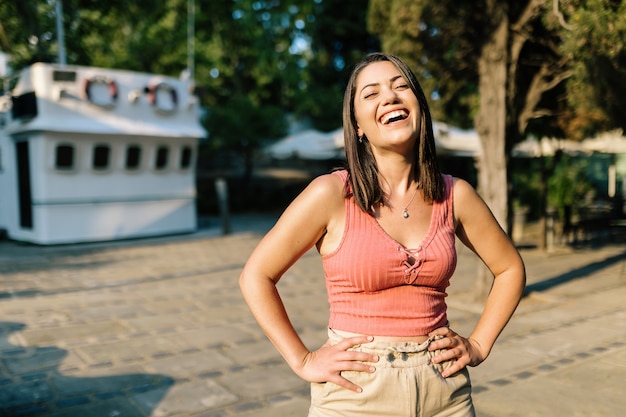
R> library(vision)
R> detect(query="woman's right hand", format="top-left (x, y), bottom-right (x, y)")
top-left (295, 336), bottom-right (379, 393)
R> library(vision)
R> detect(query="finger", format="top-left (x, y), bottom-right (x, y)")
top-left (333, 336), bottom-right (378, 363)
top-left (440, 357), bottom-right (469, 378)
top-left (338, 359), bottom-right (377, 374)
top-left (431, 347), bottom-right (462, 364)
top-left (428, 327), bottom-right (452, 338)
top-left (329, 374), bottom-right (365, 393)
top-left (340, 349), bottom-right (379, 364)
top-left (336, 335), bottom-right (374, 349)
top-left (428, 335), bottom-right (455, 351)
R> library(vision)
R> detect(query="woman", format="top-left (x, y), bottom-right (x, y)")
top-left (240, 52), bottom-right (526, 417)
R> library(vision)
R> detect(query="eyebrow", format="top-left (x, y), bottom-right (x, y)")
top-left (359, 75), bottom-right (404, 95)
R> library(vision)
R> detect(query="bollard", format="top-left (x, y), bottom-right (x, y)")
top-left (546, 208), bottom-right (555, 251)
top-left (215, 177), bottom-right (231, 235)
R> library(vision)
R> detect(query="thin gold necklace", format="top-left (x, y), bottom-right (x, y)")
top-left (402, 187), bottom-right (419, 219)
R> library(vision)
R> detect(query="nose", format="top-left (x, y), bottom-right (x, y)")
top-left (380, 86), bottom-right (400, 105)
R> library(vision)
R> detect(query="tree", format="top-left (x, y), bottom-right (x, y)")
top-left (205, 94), bottom-right (287, 191)
top-left (0, 1), bottom-right (57, 67)
top-left (369, 1), bottom-right (571, 228)
top-left (297, 0), bottom-right (379, 131)
top-left (557, 0), bottom-right (626, 140)
top-left (0, 1), bottom-right (312, 192)
top-left (368, 0), bottom-right (625, 236)
top-left (368, 0), bottom-right (626, 296)
top-left (0, 1), bottom-right (377, 136)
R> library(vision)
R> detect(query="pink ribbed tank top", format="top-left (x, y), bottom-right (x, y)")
top-left (321, 170), bottom-right (457, 336)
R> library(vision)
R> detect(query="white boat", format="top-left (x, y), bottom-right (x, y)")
top-left (0, 62), bottom-right (205, 244)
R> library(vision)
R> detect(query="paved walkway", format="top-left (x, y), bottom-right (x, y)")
top-left (0, 214), bottom-right (625, 417)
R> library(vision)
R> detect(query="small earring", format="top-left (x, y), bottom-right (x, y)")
top-left (358, 135), bottom-right (364, 144)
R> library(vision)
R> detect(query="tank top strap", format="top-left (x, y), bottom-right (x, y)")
top-left (440, 174), bottom-right (455, 230)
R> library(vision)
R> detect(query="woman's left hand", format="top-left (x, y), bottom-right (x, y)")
top-left (427, 327), bottom-right (485, 378)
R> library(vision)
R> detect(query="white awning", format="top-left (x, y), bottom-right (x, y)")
top-left (264, 129), bottom-right (345, 160)
top-left (265, 122), bottom-right (482, 161)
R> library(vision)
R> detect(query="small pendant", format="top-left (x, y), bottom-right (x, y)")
top-left (402, 208), bottom-right (409, 219)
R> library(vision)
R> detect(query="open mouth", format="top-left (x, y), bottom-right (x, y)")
top-left (380, 110), bottom-right (409, 125)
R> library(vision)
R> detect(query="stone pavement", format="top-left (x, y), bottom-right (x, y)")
top-left (0, 213), bottom-right (625, 417)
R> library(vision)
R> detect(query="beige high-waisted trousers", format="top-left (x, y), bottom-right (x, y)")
top-left (308, 329), bottom-right (475, 417)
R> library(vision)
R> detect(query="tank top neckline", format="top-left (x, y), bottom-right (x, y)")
top-left (366, 199), bottom-right (439, 251)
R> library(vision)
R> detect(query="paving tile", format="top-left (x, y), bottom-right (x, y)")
top-left (218, 366), bottom-right (307, 399)
top-left (146, 350), bottom-right (233, 378)
top-left (1, 218), bottom-right (626, 417)
top-left (133, 380), bottom-right (238, 417)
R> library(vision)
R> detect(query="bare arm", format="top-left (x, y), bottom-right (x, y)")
top-left (429, 178), bottom-right (526, 377)
top-left (239, 174), bottom-right (378, 392)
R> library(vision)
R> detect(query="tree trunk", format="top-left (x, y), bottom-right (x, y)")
top-left (474, 6), bottom-right (509, 298)
top-left (476, 21), bottom-right (509, 228)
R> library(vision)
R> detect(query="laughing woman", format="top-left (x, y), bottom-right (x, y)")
top-left (240, 52), bottom-right (526, 417)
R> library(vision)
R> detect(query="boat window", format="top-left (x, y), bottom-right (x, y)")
top-left (126, 145), bottom-right (142, 170)
top-left (55, 144), bottom-right (75, 170)
top-left (93, 144), bottom-right (110, 170)
top-left (12, 92), bottom-right (38, 120)
top-left (52, 70), bottom-right (77, 82)
top-left (180, 146), bottom-right (193, 169)
top-left (155, 146), bottom-right (169, 170)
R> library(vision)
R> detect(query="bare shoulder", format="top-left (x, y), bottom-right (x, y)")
top-left (451, 177), bottom-right (492, 223)
top-left (300, 171), bottom-right (347, 205)
top-left (452, 177), bottom-right (481, 205)
top-left (451, 177), bottom-right (477, 199)
top-left (278, 171), bottom-right (346, 228)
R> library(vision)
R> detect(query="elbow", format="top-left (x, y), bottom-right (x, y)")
top-left (515, 258), bottom-right (527, 296)
top-left (239, 269), bottom-right (253, 297)
top-left (239, 266), bottom-right (278, 300)
top-left (496, 256), bottom-right (526, 298)
top-left (239, 267), bottom-right (255, 299)
top-left (514, 253), bottom-right (526, 280)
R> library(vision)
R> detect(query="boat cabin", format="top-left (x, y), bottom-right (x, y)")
top-left (0, 63), bottom-right (205, 244)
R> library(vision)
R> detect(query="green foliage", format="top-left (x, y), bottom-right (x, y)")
top-left (203, 94), bottom-right (287, 152)
top-left (3, 0), bottom-right (626, 170)
top-left (511, 155), bottom-right (596, 222)
top-left (367, 0), bottom-right (484, 128)
top-left (547, 155), bottom-right (595, 219)
top-left (368, 0), bottom-right (626, 141)
top-left (0, 0), bottom-right (329, 156)
top-left (510, 159), bottom-right (544, 218)
top-left (556, 0), bottom-right (626, 139)
top-left (296, 0), bottom-right (377, 131)
top-left (0, 1), bottom-right (57, 66)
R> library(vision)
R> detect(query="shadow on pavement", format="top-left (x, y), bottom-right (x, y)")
top-left (0, 322), bottom-right (173, 417)
top-left (524, 248), bottom-right (626, 294)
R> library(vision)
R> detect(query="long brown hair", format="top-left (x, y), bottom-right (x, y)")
top-left (342, 52), bottom-right (444, 213)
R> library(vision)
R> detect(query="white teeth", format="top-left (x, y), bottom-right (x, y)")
top-left (381, 110), bottom-right (408, 125)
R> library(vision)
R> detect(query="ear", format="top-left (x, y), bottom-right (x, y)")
top-left (357, 126), bottom-right (364, 137)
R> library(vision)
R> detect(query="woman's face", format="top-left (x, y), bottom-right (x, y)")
top-left (353, 61), bottom-right (421, 152)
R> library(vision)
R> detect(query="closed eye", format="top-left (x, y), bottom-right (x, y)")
top-left (363, 91), bottom-right (378, 99)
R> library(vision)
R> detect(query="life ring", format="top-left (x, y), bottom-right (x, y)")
top-left (83, 76), bottom-right (118, 108)
top-left (146, 82), bottom-right (178, 113)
